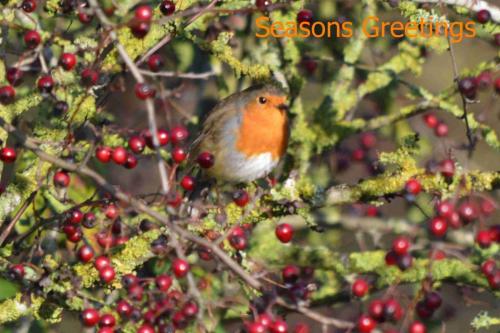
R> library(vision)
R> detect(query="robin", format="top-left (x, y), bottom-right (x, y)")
top-left (191, 84), bottom-right (289, 183)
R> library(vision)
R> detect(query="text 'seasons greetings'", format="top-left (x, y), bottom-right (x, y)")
top-left (255, 16), bottom-right (477, 43)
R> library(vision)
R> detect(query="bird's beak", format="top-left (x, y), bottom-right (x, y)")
top-left (277, 103), bottom-right (289, 112)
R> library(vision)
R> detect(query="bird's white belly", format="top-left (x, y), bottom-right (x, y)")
top-left (220, 151), bottom-right (278, 182)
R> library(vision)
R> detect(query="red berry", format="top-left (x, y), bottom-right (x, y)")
top-left (352, 278), bottom-right (369, 297)
top-left (476, 71), bottom-right (492, 89)
top-left (159, 0), bottom-right (176, 16)
top-left (275, 223), bottom-right (294, 243)
top-left (233, 189), bottom-right (250, 207)
top-left (182, 301), bottom-right (199, 318)
top-left (95, 146), bottom-right (112, 163)
top-left (271, 319), bottom-right (288, 333)
top-left (6, 68), bottom-right (23, 86)
top-left (147, 54), bottom-right (164, 72)
top-left (99, 265), bottom-right (116, 283)
top-left (429, 216), bottom-right (448, 237)
top-left (81, 68), bottom-right (99, 87)
top-left (480, 198), bottom-right (496, 216)
top-left (439, 159), bottom-right (455, 179)
top-left (197, 151), bottom-right (214, 168)
top-left (357, 314), bottom-right (376, 333)
top-left (9, 264), bottom-right (25, 279)
top-left (37, 75), bottom-right (54, 93)
top-left (458, 201), bottom-right (478, 223)
top-left (487, 270), bottom-right (500, 289)
top-left (121, 273), bottom-right (138, 288)
top-left (229, 234), bottom-right (247, 250)
top-left (134, 5), bottom-right (153, 21)
top-left (60, 53), bottom-right (77, 71)
top-left (405, 178), bottom-right (421, 195)
top-left (392, 236), bottom-right (410, 255)
top-left (67, 228), bottom-right (82, 242)
top-left (397, 253), bottom-right (413, 270)
top-left (83, 212), bottom-right (97, 228)
top-left (256, 313), bottom-right (273, 327)
top-left (256, 0), bottom-right (272, 11)
top-left (424, 291), bottom-right (442, 310)
top-left (77, 244), bottom-right (94, 262)
top-left (477, 9), bottom-right (491, 23)
top-left (67, 209), bottom-right (83, 224)
top-left (0, 86), bottom-right (16, 105)
top-left (137, 324), bottom-right (155, 333)
top-left (476, 230), bottom-right (492, 248)
top-left (134, 83), bottom-right (156, 100)
top-left (368, 299), bottom-right (385, 321)
top-left (416, 301), bottom-right (433, 319)
top-left (495, 78), bottom-right (500, 94)
top-left (81, 308), bottom-right (100, 327)
top-left (180, 175), bottom-right (195, 191)
top-left (172, 146), bottom-right (187, 163)
top-left (0, 147), bottom-right (17, 163)
top-left (384, 298), bottom-right (403, 321)
top-left (77, 10), bottom-right (93, 24)
top-left (53, 170), bottom-right (70, 187)
top-left (112, 147), bottom-right (128, 165)
top-left (246, 322), bottom-right (267, 333)
top-left (116, 300), bottom-right (132, 318)
top-left (128, 136), bottom-right (146, 154)
top-left (481, 259), bottom-right (497, 276)
top-left (282, 264), bottom-right (300, 283)
top-left (21, 0), bottom-right (37, 13)
top-left (24, 30), bottom-right (41, 49)
top-left (99, 313), bottom-right (116, 327)
top-left (436, 200), bottom-right (454, 218)
top-left (300, 56), bottom-right (317, 74)
top-left (155, 274), bottom-right (173, 291)
top-left (130, 20), bottom-right (150, 38)
top-left (408, 321), bottom-right (426, 333)
top-left (94, 255), bottom-right (111, 271)
top-left (105, 204), bottom-right (118, 220)
top-left (124, 154), bottom-right (138, 169)
top-left (423, 113), bottom-right (438, 128)
top-left (143, 129), bottom-right (169, 147)
top-left (385, 250), bottom-right (398, 266)
top-left (297, 9), bottom-right (313, 24)
top-left (434, 122), bottom-right (448, 137)
top-left (360, 132), bottom-right (377, 149)
top-left (458, 77), bottom-right (477, 99)
top-left (351, 148), bottom-right (365, 161)
top-left (170, 126), bottom-right (189, 145)
top-left (166, 191), bottom-right (182, 208)
top-left (172, 258), bottom-right (190, 278)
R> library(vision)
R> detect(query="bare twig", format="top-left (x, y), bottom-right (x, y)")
top-left (88, 0), bottom-right (170, 194)
top-left (139, 69), bottom-right (216, 80)
top-left (0, 191), bottom-right (38, 247)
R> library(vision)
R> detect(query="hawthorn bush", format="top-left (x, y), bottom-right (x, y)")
top-left (0, 0), bottom-right (499, 333)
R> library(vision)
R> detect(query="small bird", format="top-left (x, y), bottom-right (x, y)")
top-left (191, 84), bottom-right (289, 183)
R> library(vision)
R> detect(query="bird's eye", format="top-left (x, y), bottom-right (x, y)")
top-left (258, 96), bottom-right (267, 104)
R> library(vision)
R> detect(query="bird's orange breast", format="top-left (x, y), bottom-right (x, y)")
top-left (235, 102), bottom-right (288, 159)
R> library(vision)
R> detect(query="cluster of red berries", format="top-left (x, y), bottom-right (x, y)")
top-left (458, 70), bottom-right (500, 100)
top-left (416, 291), bottom-right (442, 319)
top-left (279, 264), bottom-right (315, 303)
top-left (428, 198), bottom-right (497, 239)
top-left (422, 113), bottom-right (448, 137)
top-left (357, 298), bottom-right (407, 332)
top-left (244, 312), bottom-right (309, 333)
top-left (130, 2), bottom-right (176, 39)
top-left (480, 259), bottom-right (500, 289)
top-left (95, 126), bottom-right (189, 171)
top-left (385, 236), bottom-right (413, 270)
